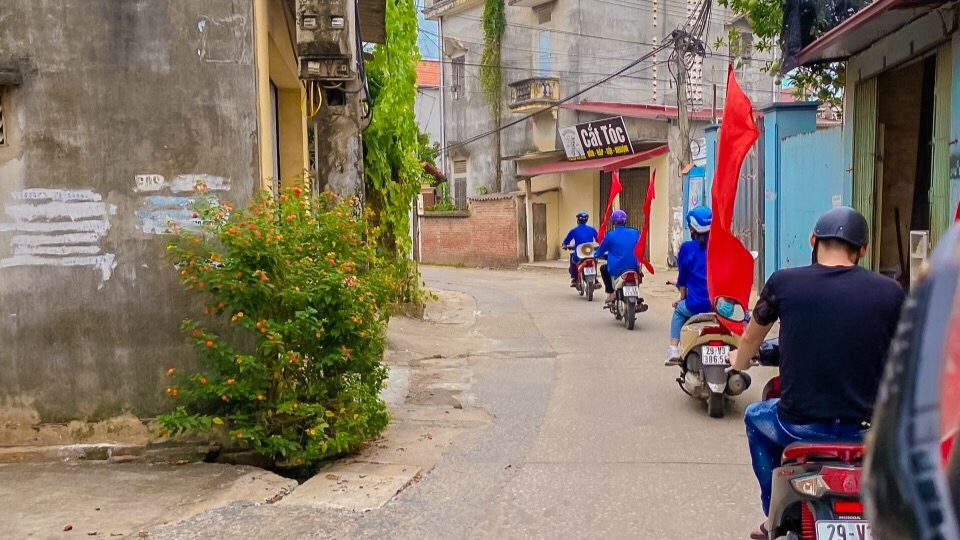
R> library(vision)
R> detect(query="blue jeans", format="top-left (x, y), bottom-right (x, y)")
top-left (670, 300), bottom-right (695, 340)
top-left (744, 399), bottom-right (868, 516)
top-left (569, 254), bottom-right (578, 279)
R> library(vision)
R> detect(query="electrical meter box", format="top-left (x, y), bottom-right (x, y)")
top-left (296, 0), bottom-right (357, 81)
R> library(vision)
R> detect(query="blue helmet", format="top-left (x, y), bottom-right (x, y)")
top-left (576, 211), bottom-right (589, 223)
top-left (687, 206), bottom-right (712, 234)
top-left (611, 209), bottom-right (628, 226)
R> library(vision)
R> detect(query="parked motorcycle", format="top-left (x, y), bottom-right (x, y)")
top-left (563, 243), bottom-right (601, 301)
top-left (603, 266), bottom-right (647, 330)
top-left (758, 339), bottom-right (870, 540)
top-left (673, 296), bottom-right (752, 418)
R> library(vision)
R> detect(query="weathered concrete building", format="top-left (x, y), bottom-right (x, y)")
top-left (424, 0), bottom-right (779, 265)
top-left (0, 0), bottom-right (382, 435)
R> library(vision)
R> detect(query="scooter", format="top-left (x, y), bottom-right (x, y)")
top-left (755, 339), bottom-right (870, 540)
top-left (563, 243), bottom-right (601, 301)
top-left (673, 296), bottom-right (752, 418)
top-left (603, 265), bottom-right (648, 330)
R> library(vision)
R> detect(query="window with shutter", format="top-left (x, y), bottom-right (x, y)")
top-left (452, 56), bottom-right (465, 100)
top-left (536, 4), bottom-right (552, 24)
top-left (453, 160), bottom-right (468, 210)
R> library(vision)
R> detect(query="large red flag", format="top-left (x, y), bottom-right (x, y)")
top-left (597, 170), bottom-right (623, 243)
top-left (635, 170), bottom-right (656, 274)
top-left (706, 66), bottom-right (759, 335)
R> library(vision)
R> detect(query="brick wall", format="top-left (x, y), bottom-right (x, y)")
top-left (420, 195), bottom-right (522, 268)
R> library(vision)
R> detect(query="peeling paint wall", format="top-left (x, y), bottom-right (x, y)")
top-left (0, 0), bottom-right (259, 422)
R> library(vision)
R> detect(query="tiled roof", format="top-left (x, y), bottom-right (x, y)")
top-left (416, 60), bottom-right (440, 88)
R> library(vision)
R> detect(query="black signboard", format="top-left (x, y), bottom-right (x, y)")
top-left (559, 116), bottom-right (635, 162)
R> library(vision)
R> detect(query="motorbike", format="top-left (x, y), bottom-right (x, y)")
top-left (755, 338), bottom-right (870, 540)
top-left (602, 264), bottom-right (647, 330)
top-left (673, 296), bottom-right (752, 418)
top-left (563, 243), bottom-right (601, 301)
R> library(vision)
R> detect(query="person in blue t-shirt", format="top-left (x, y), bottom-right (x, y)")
top-left (594, 209), bottom-right (642, 305)
top-left (562, 211), bottom-right (599, 286)
top-left (666, 206), bottom-right (713, 365)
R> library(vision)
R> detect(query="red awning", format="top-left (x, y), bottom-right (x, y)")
top-left (799, 0), bottom-right (949, 65)
top-left (517, 145), bottom-right (669, 178)
top-left (561, 102), bottom-right (718, 121)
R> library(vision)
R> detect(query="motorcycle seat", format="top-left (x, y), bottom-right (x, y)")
top-left (782, 441), bottom-right (865, 464)
top-left (684, 313), bottom-right (718, 325)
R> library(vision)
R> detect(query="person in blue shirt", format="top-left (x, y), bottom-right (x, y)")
top-left (666, 206), bottom-right (713, 365)
top-left (594, 209), bottom-right (642, 305)
top-left (562, 211), bottom-right (599, 286)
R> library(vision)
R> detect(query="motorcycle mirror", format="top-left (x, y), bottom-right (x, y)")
top-left (714, 296), bottom-right (746, 323)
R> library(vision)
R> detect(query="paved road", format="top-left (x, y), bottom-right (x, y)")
top-left (152, 266), bottom-right (774, 539)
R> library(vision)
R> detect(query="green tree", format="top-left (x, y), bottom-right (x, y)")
top-left (717, 0), bottom-right (845, 112)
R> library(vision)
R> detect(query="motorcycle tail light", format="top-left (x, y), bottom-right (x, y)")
top-left (790, 467), bottom-right (861, 498)
top-left (699, 326), bottom-right (732, 337)
top-left (791, 475), bottom-right (829, 498)
top-left (819, 467), bottom-right (861, 493)
top-left (583, 259), bottom-right (594, 268)
top-left (707, 340), bottom-right (724, 347)
top-left (833, 500), bottom-right (864, 515)
top-left (622, 273), bottom-right (638, 285)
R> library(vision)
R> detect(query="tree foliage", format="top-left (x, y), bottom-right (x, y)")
top-left (480, 0), bottom-right (505, 191)
top-left (717, 0), bottom-right (845, 112)
top-left (362, 0), bottom-right (426, 302)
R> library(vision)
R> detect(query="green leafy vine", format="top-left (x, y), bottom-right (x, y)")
top-left (362, 0), bottom-right (428, 304)
top-left (480, 0), bottom-right (505, 192)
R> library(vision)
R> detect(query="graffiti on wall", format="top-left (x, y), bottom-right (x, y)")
top-left (134, 174), bottom-right (230, 235)
top-left (0, 189), bottom-right (117, 285)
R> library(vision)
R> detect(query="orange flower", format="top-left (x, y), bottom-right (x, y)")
top-left (166, 368), bottom-right (176, 377)
top-left (205, 340), bottom-right (215, 348)
top-left (226, 378), bottom-right (235, 386)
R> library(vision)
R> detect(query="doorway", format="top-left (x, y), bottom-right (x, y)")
top-left (533, 203), bottom-right (548, 261)
top-left (874, 56), bottom-right (936, 285)
top-left (600, 167), bottom-right (651, 257)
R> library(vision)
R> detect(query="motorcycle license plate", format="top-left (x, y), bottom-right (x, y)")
top-left (702, 345), bottom-right (730, 366)
top-left (816, 520), bottom-right (872, 540)
top-left (584, 267), bottom-right (596, 276)
top-left (622, 286), bottom-right (639, 297)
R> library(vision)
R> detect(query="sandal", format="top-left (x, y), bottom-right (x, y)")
top-left (749, 523), bottom-right (768, 540)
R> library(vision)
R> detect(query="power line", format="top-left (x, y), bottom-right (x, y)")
top-left (442, 37), bottom-right (675, 153)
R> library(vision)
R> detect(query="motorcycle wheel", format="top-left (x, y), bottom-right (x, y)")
top-left (586, 283), bottom-right (594, 302)
top-left (707, 392), bottom-right (725, 418)
top-left (578, 285), bottom-right (584, 296)
top-left (624, 301), bottom-right (636, 330)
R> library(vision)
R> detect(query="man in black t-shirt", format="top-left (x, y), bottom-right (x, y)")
top-left (728, 207), bottom-right (905, 540)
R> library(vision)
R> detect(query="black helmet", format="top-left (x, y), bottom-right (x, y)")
top-left (813, 206), bottom-right (869, 248)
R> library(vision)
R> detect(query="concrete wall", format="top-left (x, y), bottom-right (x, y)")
top-left (0, 0), bottom-right (261, 422)
top-left (648, 152), bottom-right (671, 268)
top-left (415, 87), bottom-right (443, 145)
top-left (420, 196), bottom-right (522, 267)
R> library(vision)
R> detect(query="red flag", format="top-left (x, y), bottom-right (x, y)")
top-left (954, 199), bottom-right (960, 222)
top-left (635, 170), bottom-right (656, 274)
top-left (597, 170), bottom-right (623, 243)
top-left (706, 66), bottom-right (759, 335)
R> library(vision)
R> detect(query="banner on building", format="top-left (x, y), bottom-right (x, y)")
top-left (559, 116), bottom-right (635, 161)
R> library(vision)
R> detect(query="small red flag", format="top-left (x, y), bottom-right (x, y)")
top-left (635, 170), bottom-right (656, 274)
top-left (597, 170), bottom-right (623, 243)
top-left (706, 66), bottom-right (759, 335)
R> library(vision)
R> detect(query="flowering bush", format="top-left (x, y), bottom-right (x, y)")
top-left (157, 185), bottom-right (393, 468)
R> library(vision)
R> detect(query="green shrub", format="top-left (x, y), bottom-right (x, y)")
top-left (157, 184), bottom-right (392, 468)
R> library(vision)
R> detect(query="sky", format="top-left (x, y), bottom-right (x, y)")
top-left (416, 0), bottom-right (440, 60)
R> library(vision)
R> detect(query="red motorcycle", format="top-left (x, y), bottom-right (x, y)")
top-left (755, 338), bottom-right (870, 540)
top-left (564, 243), bottom-right (601, 302)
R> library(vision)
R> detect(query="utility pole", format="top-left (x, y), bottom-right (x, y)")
top-left (674, 40), bottom-right (694, 170)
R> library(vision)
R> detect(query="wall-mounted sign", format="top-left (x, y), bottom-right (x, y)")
top-left (559, 116), bottom-right (635, 161)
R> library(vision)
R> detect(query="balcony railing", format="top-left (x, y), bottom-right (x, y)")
top-left (508, 77), bottom-right (560, 113)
